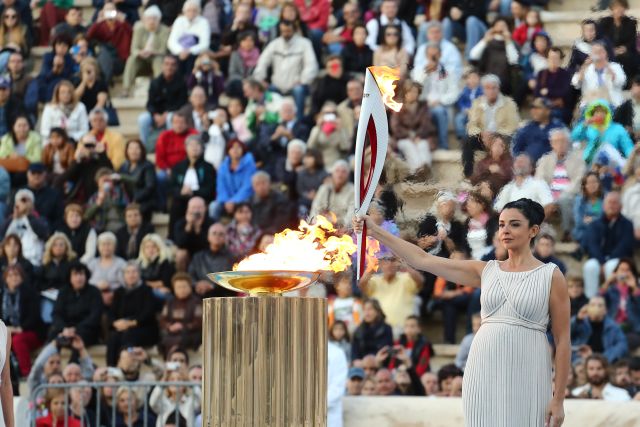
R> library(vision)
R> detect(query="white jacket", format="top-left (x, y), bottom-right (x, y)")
top-left (571, 383), bottom-right (631, 401)
top-left (253, 35), bottom-right (319, 92)
top-left (622, 182), bottom-right (640, 230)
top-left (571, 62), bottom-right (626, 107)
top-left (411, 63), bottom-right (460, 106)
top-left (168, 15), bottom-right (211, 55)
top-left (149, 385), bottom-right (201, 427)
top-left (39, 103), bottom-right (89, 143)
top-left (327, 341), bottom-right (347, 427)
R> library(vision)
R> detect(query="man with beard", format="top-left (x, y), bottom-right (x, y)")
top-left (572, 354), bottom-right (630, 400)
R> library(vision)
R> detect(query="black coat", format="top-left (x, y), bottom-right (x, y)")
top-left (251, 190), bottom-right (293, 233)
top-left (613, 99), bottom-right (636, 136)
top-left (115, 223), bottom-right (155, 260)
top-left (50, 284), bottom-right (103, 344)
top-left (146, 74), bottom-right (188, 115)
top-left (173, 216), bottom-right (212, 256)
top-left (56, 222), bottom-right (94, 259)
top-left (63, 153), bottom-right (113, 203)
top-left (118, 160), bottom-right (158, 217)
top-left (18, 185), bottom-right (64, 230)
top-left (341, 43), bottom-right (373, 75)
top-left (37, 259), bottom-right (72, 291)
top-left (310, 75), bottom-right (349, 116)
top-left (0, 284), bottom-right (43, 335)
top-left (109, 284), bottom-right (158, 344)
top-left (141, 258), bottom-right (175, 289)
top-left (351, 320), bottom-right (394, 361)
top-left (598, 16), bottom-right (638, 55)
top-left (170, 157), bottom-right (217, 202)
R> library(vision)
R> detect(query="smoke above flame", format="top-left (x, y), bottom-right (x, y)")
top-left (369, 66), bottom-right (403, 112)
top-left (234, 215), bottom-right (357, 273)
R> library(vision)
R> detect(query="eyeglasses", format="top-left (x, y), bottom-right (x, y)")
top-left (385, 32), bottom-right (399, 37)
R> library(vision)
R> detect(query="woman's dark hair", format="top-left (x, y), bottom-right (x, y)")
top-left (2, 264), bottom-right (24, 282)
top-left (303, 148), bottom-right (324, 171)
top-left (68, 260), bottom-right (91, 281)
top-left (49, 127), bottom-right (69, 141)
top-left (383, 24), bottom-right (403, 49)
top-left (9, 114), bottom-right (32, 143)
top-left (329, 320), bottom-right (351, 342)
top-left (417, 214), bottom-right (438, 238)
top-left (611, 0), bottom-right (629, 9)
top-left (352, 23), bottom-right (368, 37)
top-left (237, 30), bottom-right (257, 46)
top-left (378, 187), bottom-right (403, 220)
top-left (581, 171), bottom-right (603, 198)
top-left (493, 16), bottom-right (513, 32)
top-left (501, 198), bottom-right (545, 227)
top-left (51, 32), bottom-right (72, 48)
top-left (166, 346), bottom-right (190, 364)
top-left (279, 2), bottom-right (302, 31)
top-left (363, 298), bottom-right (386, 322)
top-left (1, 234), bottom-right (22, 259)
top-left (549, 46), bottom-right (565, 59)
top-left (233, 202), bottom-right (252, 216)
top-left (465, 191), bottom-right (493, 215)
top-left (437, 363), bottom-right (463, 388)
top-left (614, 258), bottom-right (639, 279)
top-left (125, 139), bottom-right (147, 162)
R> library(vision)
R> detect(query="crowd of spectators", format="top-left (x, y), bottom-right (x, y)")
top-left (0, 0), bottom-right (636, 424)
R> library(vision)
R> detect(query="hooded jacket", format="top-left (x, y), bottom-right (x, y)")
top-left (215, 153), bottom-right (257, 204)
top-left (570, 99), bottom-right (634, 166)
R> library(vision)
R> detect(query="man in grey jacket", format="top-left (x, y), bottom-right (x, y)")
top-left (253, 19), bottom-right (319, 120)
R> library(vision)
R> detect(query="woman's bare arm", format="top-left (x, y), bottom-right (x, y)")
top-left (356, 215), bottom-right (486, 287)
top-left (547, 268), bottom-right (570, 425)
top-left (1, 332), bottom-right (14, 427)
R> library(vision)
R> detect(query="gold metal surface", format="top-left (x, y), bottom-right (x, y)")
top-left (202, 296), bottom-right (328, 427)
top-left (208, 270), bottom-right (320, 295)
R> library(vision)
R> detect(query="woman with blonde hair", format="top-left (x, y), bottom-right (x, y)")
top-left (39, 232), bottom-right (76, 292)
top-left (74, 57), bottom-right (110, 114)
top-left (114, 386), bottom-right (155, 427)
top-left (0, 6), bottom-right (30, 69)
top-left (150, 366), bottom-right (199, 427)
top-left (138, 233), bottom-right (175, 299)
top-left (39, 80), bottom-right (89, 143)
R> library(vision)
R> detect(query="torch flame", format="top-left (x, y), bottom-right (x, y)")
top-left (368, 66), bottom-right (403, 112)
top-left (234, 215), bottom-right (357, 273)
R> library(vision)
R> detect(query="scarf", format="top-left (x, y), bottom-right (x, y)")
top-left (2, 289), bottom-right (20, 327)
top-left (238, 47), bottom-right (260, 69)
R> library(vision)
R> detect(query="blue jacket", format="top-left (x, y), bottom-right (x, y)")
top-left (582, 214), bottom-right (634, 264)
top-left (571, 315), bottom-right (628, 363)
top-left (455, 85), bottom-right (483, 112)
top-left (512, 118), bottom-right (564, 164)
top-left (571, 195), bottom-right (603, 244)
top-left (603, 285), bottom-right (640, 334)
top-left (570, 99), bottom-right (634, 166)
top-left (215, 153), bottom-right (257, 204)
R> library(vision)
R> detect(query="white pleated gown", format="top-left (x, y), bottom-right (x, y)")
top-left (463, 260), bottom-right (556, 427)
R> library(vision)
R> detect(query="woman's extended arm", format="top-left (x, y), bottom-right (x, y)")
top-left (1, 329), bottom-right (14, 427)
top-left (547, 268), bottom-right (570, 427)
top-left (354, 215), bottom-right (485, 287)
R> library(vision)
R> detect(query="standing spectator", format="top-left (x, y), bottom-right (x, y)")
top-left (351, 299), bottom-right (394, 361)
top-left (372, 24), bottom-right (409, 78)
top-left (167, 0), bottom-right (211, 76)
top-left (86, 2), bottom-right (132, 85)
top-left (117, 139), bottom-right (158, 220)
top-left (463, 74), bottom-right (520, 178)
top-left (155, 112), bottom-right (198, 176)
top-left (122, 6), bottom-right (169, 97)
top-left (253, 19), bottom-right (319, 120)
top-left (0, 189), bottom-right (49, 266)
top-left (173, 197), bottom-right (212, 270)
top-left (106, 262), bottom-right (158, 366)
top-left (414, 21), bottom-right (463, 82)
top-left (138, 55), bottom-right (188, 149)
top-left (341, 25), bottom-right (373, 77)
top-left (188, 223), bottom-right (235, 298)
top-left (411, 43), bottom-right (459, 149)
top-left (597, 0), bottom-right (638, 87)
top-left (138, 233), bottom-right (175, 299)
top-left (310, 160), bottom-right (354, 227)
top-left (512, 98), bottom-right (564, 164)
top-left (571, 41), bottom-right (626, 107)
top-left (535, 47), bottom-right (572, 124)
top-left (454, 69), bottom-right (483, 141)
top-left (365, 0), bottom-right (415, 55)
top-left (115, 204), bottom-right (154, 261)
top-left (390, 80), bottom-right (435, 173)
top-left (442, 0), bottom-right (488, 59)
top-left (39, 80), bottom-right (88, 143)
top-left (582, 191), bottom-right (634, 298)
top-left (159, 272), bottom-right (202, 355)
top-left (572, 354), bottom-right (631, 400)
top-left (307, 102), bottom-right (351, 170)
top-left (494, 154), bottom-right (554, 211)
top-left (250, 171), bottom-right (292, 232)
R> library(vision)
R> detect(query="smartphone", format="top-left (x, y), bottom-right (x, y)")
top-left (105, 10), bottom-right (117, 19)
top-left (166, 362), bottom-right (180, 371)
top-left (323, 113), bottom-right (337, 122)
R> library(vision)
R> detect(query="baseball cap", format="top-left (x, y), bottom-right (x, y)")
top-left (28, 162), bottom-right (46, 173)
top-left (531, 97), bottom-right (552, 109)
top-left (348, 367), bottom-right (365, 380)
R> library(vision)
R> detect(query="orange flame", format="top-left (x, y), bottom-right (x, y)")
top-left (365, 237), bottom-right (381, 273)
top-left (234, 215), bottom-right (357, 273)
top-left (369, 66), bottom-right (403, 112)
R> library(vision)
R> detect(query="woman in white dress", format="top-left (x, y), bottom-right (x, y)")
top-left (354, 198), bottom-right (570, 427)
top-left (0, 319), bottom-right (14, 427)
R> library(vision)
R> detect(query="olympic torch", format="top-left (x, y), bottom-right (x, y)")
top-left (354, 66), bottom-right (402, 280)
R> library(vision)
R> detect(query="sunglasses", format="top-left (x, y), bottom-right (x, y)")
top-left (280, 19), bottom-right (294, 26)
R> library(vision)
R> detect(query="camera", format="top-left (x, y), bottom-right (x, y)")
top-left (166, 362), bottom-right (180, 371)
top-left (323, 113), bottom-right (337, 122)
top-left (56, 336), bottom-right (72, 348)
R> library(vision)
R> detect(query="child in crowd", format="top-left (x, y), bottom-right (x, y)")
top-left (329, 320), bottom-right (351, 360)
top-left (454, 69), bottom-right (482, 140)
top-left (328, 270), bottom-right (363, 334)
top-left (568, 276), bottom-right (589, 317)
top-left (512, 8), bottom-right (544, 54)
top-left (227, 97), bottom-right (251, 143)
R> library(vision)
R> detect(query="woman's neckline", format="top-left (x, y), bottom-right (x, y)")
top-left (496, 260), bottom-right (547, 273)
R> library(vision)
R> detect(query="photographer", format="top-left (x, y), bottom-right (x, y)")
top-left (63, 134), bottom-right (113, 204)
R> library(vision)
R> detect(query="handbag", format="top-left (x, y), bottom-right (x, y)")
top-left (104, 98), bottom-right (120, 126)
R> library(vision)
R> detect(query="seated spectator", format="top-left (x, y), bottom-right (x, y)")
top-left (328, 270), bottom-right (363, 334)
top-left (87, 108), bottom-right (126, 175)
top-left (572, 172), bottom-right (604, 246)
top-left (48, 261), bottom-right (103, 346)
top-left (203, 105), bottom-right (234, 169)
top-left (373, 368), bottom-right (398, 396)
top-left (187, 53), bottom-right (224, 108)
top-left (442, 1), bottom-right (487, 59)
top-left (613, 75), bottom-right (640, 140)
top-left (463, 74), bottom-right (520, 178)
top-left (86, 231), bottom-right (127, 293)
top-left (7, 52), bottom-right (34, 110)
top-left (36, 34), bottom-right (75, 104)
top-left (0, 115), bottom-right (42, 170)
top-left (572, 354), bottom-right (631, 400)
top-left (86, 2), bottom-right (132, 85)
top-left (436, 363), bottom-right (464, 396)
top-left (535, 48), bottom-right (572, 124)
top-left (512, 8), bottom-right (543, 53)
top-left (415, 21), bottom-right (463, 82)
top-left (39, 232), bottom-right (75, 292)
top-left (598, 0), bottom-right (638, 87)
top-left (522, 31), bottom-right (552, 94)
top-left (85, 167), bottom-right (128, 233)
top-left (210, 139), bottom-right (257, 221)
top-left (188, 223), bottom-right (235, 298)
top-left (346, 367), bottom-right (365, 396)
top-left (138, 233), bottom-right (175, 300)
top-left (1, 264), bottom-right (42, 376)
top-left (464, 193), bottom-right (497, 260)
top-left (167, 0), bottom-right (211, 76)
top-left (173, 197), bottom-right (212, 270)
top-left (310, 160), bottom-right (354, 227)
top-left (533, 233), bottom-right (567, 274)
top-left (214, 2), bottom-right (258, 66)
top-left (42, 128), bottom-right (74, 182)
top-left (494, 154), bottom-right (554, 211)
top-left (359, 255), bottom-right (423, 334)
top-left (57, 204), bottom-right (97, 264)
top-left (569, 19), bottom-right (598, 75)
top-left (253, 0), bottom-right (279, 45)
top-left (469, 17), bottom-right (519, 94)
top-left (311, 56), bottom-right (349, 116)
top-left (36, 388), bottom-right (82, 427)
top-left (365, 0), bottom-right (415, 55)
top-left (137, 55), bottom-right (188, 150)
top-left (0, 189), bottom-right (49, 266)
top-left (571, 41), bottom-right (626, 107)
top-left (454, 69), bottom-right (483, 141)
top-left (388, 315), bottom-right (433, 377)
top-left (68, 381), bottom-right (94, 425)
top-left (296, 148), bottom-right (327, 217)
top-left (622, 160), bottom-right (640, 239)
top-left (114, 386), bottom-right (156, 427)
top-left (21, 165), bottom-right (62, 233)
top-left (169, 135), bottom-right (216, 233)
top-left (226, 31), bottom-right (260, 98)
top-left (40, 80), bottom-right (88, 143)
top-left (155, 112), bottom-right (198, 178)
top-left (277, 139), bottom-right (305, 200)
top-left (341, 24), bottom-right (373, 78)
top-left (0, 6), bottom-right (31, 66)
top-left (571, 99), bottom-right (633, 169)
top-left (179, 86), bottom-right (211, 134)
top-left (601, 258), bottom-right (640, 351)
top-left (226, 203), bottom-right (261, 259)
top-left (372, 24), bottom-right (409, 78)
top-left (117, 139), bottom-right (158, 220)
top-left (322, 2), bottom-right (360, 55)
top-left (572, 296), bottom-right (628, 363)
top-left (253, 18), bottom-right (318, 120)
top-left (159, 272), bottom-right (203, 355)
top-left (115, 204), bottom-right (154, 260)
top-left (307, 101), bottom-right (350, 170)
top-left (582, 192), bottom-right (634, 298)
top-left (150, 366), bottom-right (200, 427)
top-left (51, 6), bottom-right (84, 41)
top-left (122, 6), bottom-right (169, 97)
top-left (250, 171), bottom-right (292, 232)
top-left (361, 377), bottom-right (377, 395)
top-left (0, 233), bottom-right (33, 285)
top-left (455, 313), bottom-right (481, 370)
top-left (568, 276), bottom-right (589, 317)
top-left (106, 262), bottom-right (158, 366)
top-left (0, 75), bottom-right (25, 143)
top-left (470, 133), bottom-right (513, 196)
top-left (242, 78), bottom-right (283, 140)
top-left (73, 57), bottom-right (109, 117)
top-left (512, 98), bottom-right (564, 165)
top-left (420, 371), bottom-right (439, 396)
top-left (351, 299), bottom-right (393, 361)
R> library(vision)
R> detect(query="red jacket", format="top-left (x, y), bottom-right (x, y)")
top-left (155, 128), bottom-right (198, 170)
top-left (36, 414), bottom-right (82, 427)
top-left (294, 0), bottom-right (330, 31)
top-left (512, 23), bottom-right (543, 47)
top-left (87, 20), bottom-right (133, 61)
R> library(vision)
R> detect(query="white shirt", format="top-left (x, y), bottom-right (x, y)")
top-left (167, 15), bottom-right (211, 55)
top-left (469, 37), bottom-right (519, 65)
top-left (413, 39), bottom-right (463, 80)
top-left (571, 383), bottom-right (631, 401)
top-left (365, 14), bottom-right (415, 54)
top-left (327, 341), bottom-right (347, 427)
top-left (183, 167), bottom-right (200, 191)
top-left (571, 61), bottom-right (627, 107)
top-left (494, 176), bottom-right (554, 211)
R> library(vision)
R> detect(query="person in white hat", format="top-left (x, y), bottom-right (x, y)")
top-left (0, 189), bottom-right (49, 266)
